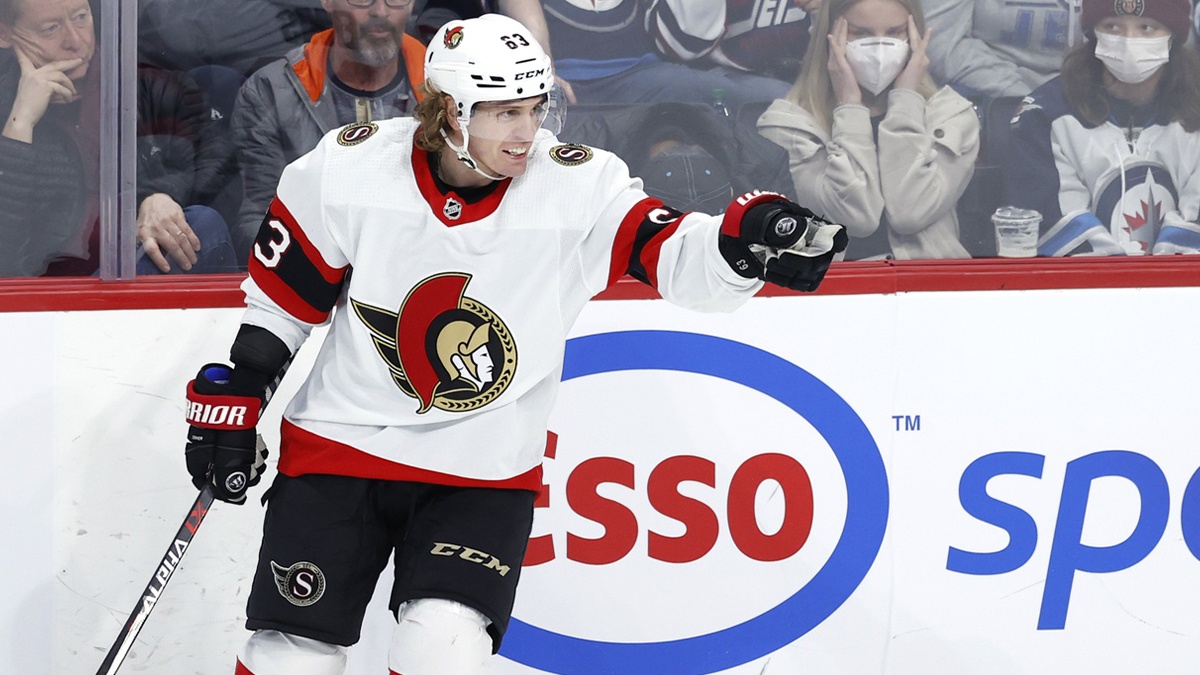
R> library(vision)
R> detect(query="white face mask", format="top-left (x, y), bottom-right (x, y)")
top-left (1094, 33), bottom-right (1171, 84)
top-left (844, 37), bottom-right (910, 96)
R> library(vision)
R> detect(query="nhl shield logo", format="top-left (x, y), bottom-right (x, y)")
top-left (443, 196), bottom-right (463, 220)
top-left (352, 273), bottom-right (517, 414)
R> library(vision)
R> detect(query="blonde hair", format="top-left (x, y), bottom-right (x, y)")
top-left (413, 81), bottom-right (452, 153)
top-left (788, 0), bottom-right (938, 132)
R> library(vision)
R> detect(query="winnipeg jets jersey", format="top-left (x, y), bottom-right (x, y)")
top-left (241, 117), bottom-right (761, 491)
top-left (1005, 78), bottom-right (1200, 256)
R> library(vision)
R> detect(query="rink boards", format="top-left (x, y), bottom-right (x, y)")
top-left (2, 286), bottom-right (1198, 674)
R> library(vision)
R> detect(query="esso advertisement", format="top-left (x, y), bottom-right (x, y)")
top-left (10, 288), bottom-right (1200, 674)
top-left (484, 288), bottom-right (1200, 674)
top-left (499, 330), bottom-right (888, 674)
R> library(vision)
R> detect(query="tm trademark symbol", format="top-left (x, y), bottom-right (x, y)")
top-left (892, 414), bottom-right (921, 432)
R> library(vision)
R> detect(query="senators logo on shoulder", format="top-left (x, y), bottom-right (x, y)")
top-left (549, 143), bottom-right (593, 167)
top-left (337, 122), bottom-right (378, 146)
top-left (352, 273), bottom-right (517, 413)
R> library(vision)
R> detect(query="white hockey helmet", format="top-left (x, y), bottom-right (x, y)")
top-left (425, 13), bottom-right (555, 125)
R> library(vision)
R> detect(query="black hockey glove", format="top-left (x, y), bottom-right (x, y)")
top-left (185, 364), bottom-right (267, 504)
top-left (719, 191), bottom-right (848, 292)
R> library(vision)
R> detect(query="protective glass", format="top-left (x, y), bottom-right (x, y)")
top-left (466, 97), bottom-right (551, 141)
top-left (344, 0), bottom-right (415, 8)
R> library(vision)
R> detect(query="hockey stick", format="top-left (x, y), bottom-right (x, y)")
top-left (95, 360), bottom-right (292, 675)
top-left (94, 484), bottom-right (215, 675)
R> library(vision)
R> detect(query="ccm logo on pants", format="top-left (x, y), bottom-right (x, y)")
top-left (430, 542), bottom-right (511, 577)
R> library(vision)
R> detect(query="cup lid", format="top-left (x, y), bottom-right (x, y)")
top-left (993, 206), bottom-right (1041, 219)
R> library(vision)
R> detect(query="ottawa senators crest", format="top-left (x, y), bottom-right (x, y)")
top-left (336, 122), bottom-right (378, 146)
top-left (352, 273), bottom-right (516, 413)
top-left (549, 143), bottom-right (593, 166)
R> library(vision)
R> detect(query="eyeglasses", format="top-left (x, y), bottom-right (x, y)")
top-left (344, 0), bottom-right (414, 8)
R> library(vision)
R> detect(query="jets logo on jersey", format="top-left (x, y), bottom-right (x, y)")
top-left (445, 26), bottom-right (464, 49)
top-left (337, 122), bottom-right (378, 146)
top-left (271, 561), bottom-right (326, 607)
top-left (550, 143), bottom-right (593, 166)
top-left (1094, 161), bottom-right (1177, 253)
top-left (1012, 96), bottom-right (1042, 124)
top-left (352, 273), bottom-right (517, 414)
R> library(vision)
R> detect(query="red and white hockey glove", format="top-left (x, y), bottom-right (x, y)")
top-left (719, 192), bottom-right (848, 292)
top-left (185, 364), bottom-right (267, 504)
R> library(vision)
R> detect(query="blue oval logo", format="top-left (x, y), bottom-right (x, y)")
top-left (501, 330), bottom-right (889, 674)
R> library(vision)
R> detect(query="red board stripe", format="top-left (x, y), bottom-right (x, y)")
top-left (1, 258), bottom-right (1198, 312)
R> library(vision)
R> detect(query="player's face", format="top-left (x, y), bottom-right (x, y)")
top-left (324, 0), bottom-right (412, 68)
top-left (0, 0), bottom-right (95, 81)
top-left (464, 96), bottom-right (548, 178)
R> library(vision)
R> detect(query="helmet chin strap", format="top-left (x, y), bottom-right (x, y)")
top-left (440, 124), bottom-right (506, 182)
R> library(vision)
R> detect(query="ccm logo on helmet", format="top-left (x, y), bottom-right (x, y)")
top-left (187, 402), bottom-right (249, 427)
top-left (514, 69), bottom-right (547, 80)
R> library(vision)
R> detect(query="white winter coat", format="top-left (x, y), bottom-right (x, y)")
top-left (758, 86), bottom-right (980, 260)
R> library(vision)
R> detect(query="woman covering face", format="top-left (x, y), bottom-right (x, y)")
top-left (757, 0), bottom-right (981, 261)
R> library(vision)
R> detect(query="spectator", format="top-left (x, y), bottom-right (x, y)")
top-left (0, 0), bottom-right (238, 277)
top-left (542, 0), bottom-right (789, 108)
top-left (410, 0), bottom-right (551, 49)
top-left (565, 100), bottom-right (795, 210)
top-left (757, 0), bottom-right (979, 260)
top-left (138, 0), bottom-right (332, 78)
top-left (1005, 0), bottom-right (1200, 256)
top-left (231, 0), bottom-right (425, 262)
top-left (707, 0), bottom-right (817, 89)
top-left (924, 0), bottom-right (1077, 99)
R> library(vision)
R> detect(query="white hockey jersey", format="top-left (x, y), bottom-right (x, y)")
top-left (1005, 78), bottom-right (1200, 256)
top-left (241, 118), bottom-right (762, 491)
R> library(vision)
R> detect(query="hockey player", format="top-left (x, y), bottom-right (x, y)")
top-left (183, 13), bottom-right (846, 675)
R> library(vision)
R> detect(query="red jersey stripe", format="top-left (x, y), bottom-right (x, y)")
top-left (268, 199), bottom-right (346, 284)
top-left (607, 197), bottom-right (659, 287)
top-left (248, 263), bottom-right (331, 324)
top-left (638, 219), bottom-right (682, 290)
top-left (278, 420), bottom-right (544, 493)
